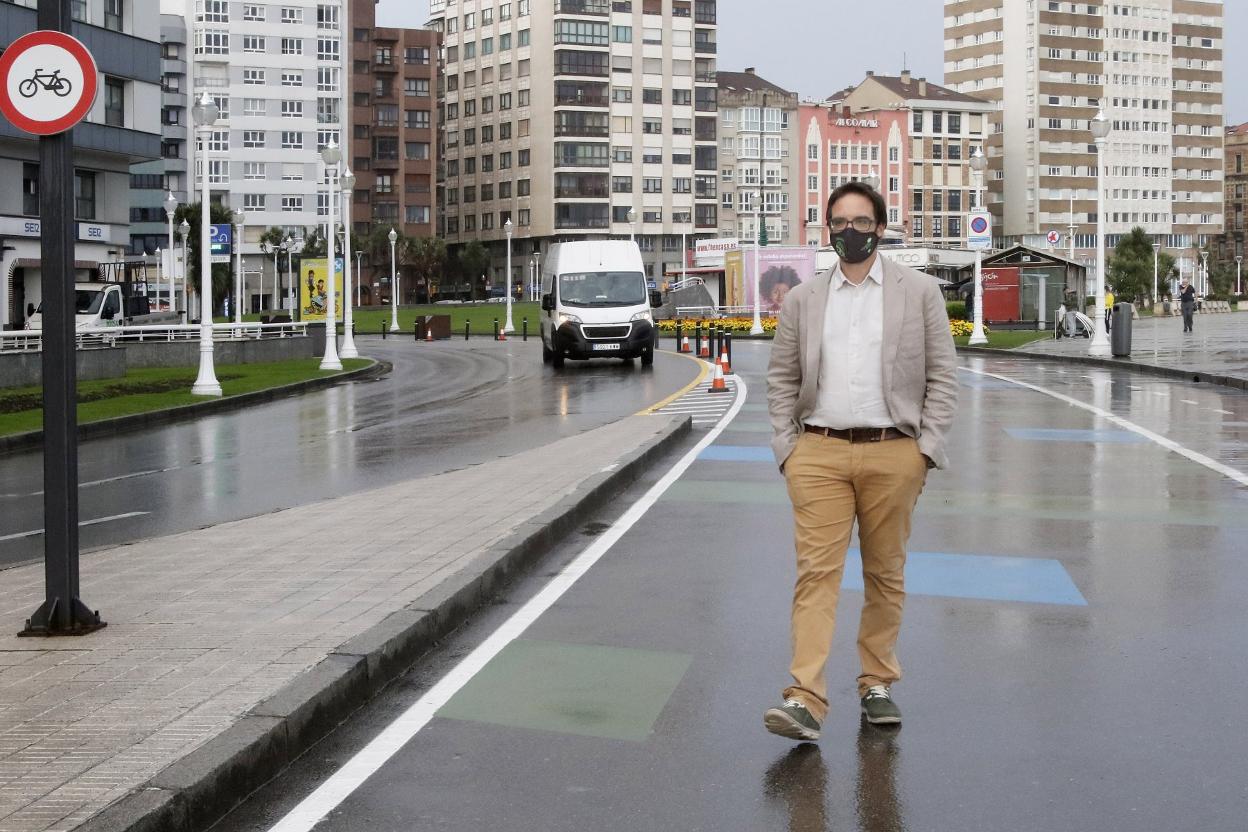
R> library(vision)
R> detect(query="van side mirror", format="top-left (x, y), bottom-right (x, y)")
top-left (541, 294), bottom-right (554, 312)
top-left (649, 290), bottom-right (663, 308)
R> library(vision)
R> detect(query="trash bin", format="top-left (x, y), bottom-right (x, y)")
top-left (1111, 302), bottom-right (1132, 357)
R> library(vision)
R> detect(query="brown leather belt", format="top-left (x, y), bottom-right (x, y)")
top-left (804, 425), bottom-right (908, 443)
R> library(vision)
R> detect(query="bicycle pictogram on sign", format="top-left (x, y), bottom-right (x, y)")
top-left (18, 69), bottom-right (73, 98)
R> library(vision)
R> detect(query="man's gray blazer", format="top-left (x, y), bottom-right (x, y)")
top-left (766, 256), bottom-right (959, 471)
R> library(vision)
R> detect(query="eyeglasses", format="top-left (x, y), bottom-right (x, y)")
top-left (828, 217), bottom-right (878, 233)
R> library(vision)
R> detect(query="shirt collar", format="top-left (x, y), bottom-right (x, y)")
top-left (831, 255), bottom-right (885, 289)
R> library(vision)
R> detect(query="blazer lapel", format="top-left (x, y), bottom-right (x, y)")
top-left (801, 271), bottom-right (832, 411)
top-left (880, 258), bottom-right (906, 394)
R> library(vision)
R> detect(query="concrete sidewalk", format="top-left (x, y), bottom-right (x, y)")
top-left (1015, 310), bottom-right (1248, 386)
top-left (0, 414), bottom-right (686, 832)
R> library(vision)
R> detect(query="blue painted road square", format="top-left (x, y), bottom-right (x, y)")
top-left (697, 445), bottom-right (773, 462)
top-left (1005, 428), bottom-right (1146, 444)
top-left (843, 549), bottom-right (1087, 606)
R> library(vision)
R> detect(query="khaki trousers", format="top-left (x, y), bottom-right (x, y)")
top-left (782, 431), bottom-right (927, 721)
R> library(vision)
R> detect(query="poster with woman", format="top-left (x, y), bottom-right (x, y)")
top-left (738, 246), bottom-right (818, 314)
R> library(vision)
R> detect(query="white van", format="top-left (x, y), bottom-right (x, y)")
top-left (26, 282), bottom-right (179, 331)
top-left (539, 241), bottom-right (660, 368)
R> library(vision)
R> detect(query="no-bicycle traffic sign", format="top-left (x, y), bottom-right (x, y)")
top-left (0, 30), bottom-right (98, 136)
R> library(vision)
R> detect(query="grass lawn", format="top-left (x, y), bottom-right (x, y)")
top-left (954, 330), bottom-right (1054, 349)
top-left (222, 302), bottom-right (544, 336)
top-left (0, 358), bottom-right (370, 438)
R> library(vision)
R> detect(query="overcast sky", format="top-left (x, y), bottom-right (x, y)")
top-left (380, 0), bottom-right (1247, 123)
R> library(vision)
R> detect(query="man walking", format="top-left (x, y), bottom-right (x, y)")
top-left (1179, 278), bottom-right (1196, 333)
top-left (763, 182), bottom-right (958, 740)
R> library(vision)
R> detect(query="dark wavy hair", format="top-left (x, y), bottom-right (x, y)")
top-left (826, 181), bottom-right (888, 228)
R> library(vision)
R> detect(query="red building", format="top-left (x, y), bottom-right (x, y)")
top-left (798, 103), bottom-right (910, 247)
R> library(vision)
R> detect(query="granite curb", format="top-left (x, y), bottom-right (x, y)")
top-left (0, 359), bottom-right (390, 458)
top-left (956, 345), bottom-right (1248, 392)
top-left (75, 413), bottom-right (691, 832)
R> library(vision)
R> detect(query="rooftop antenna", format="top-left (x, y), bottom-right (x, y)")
top-left (903, 51), bottom-right (908, 72)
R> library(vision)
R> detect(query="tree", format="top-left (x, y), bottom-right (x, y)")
top-left (458, 240), bottom-right (491, 301)
top-left (1107, 226), bottom-right (1165, 303)
top-left (404, 236), bottom-right (447, 303)
top-left (172, 202), bottom-right (234, 316)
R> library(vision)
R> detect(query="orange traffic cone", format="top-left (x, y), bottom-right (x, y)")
top-left (708, 360), bottom-right (729, 394)
top-left (425, 321), bottom-right (435, 342)
top-left (718, 345), bottom-right (732, 375)
top-left (698, 334), bottom-right (711, 359)
top-left (679, 334), bottom-right (691, 354)
top-left (497, 327), bottom-right (507, 342)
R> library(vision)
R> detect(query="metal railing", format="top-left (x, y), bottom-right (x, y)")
top-left (0, 322), bottom-right (309, 353)
top-left (674, 305), bottom-right (754, 319)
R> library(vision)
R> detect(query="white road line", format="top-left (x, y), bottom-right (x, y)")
top-left (1181, 399), bottom-right (1200, 405)
top-left (961, 367), bottom-right (1248, 488)
top-left (0, 512), bottom-right (151, 543)
top-left (265, 382), bottom-right (749, 832)
top-left (0, 468), bottom-right (173, 500)
top-left (1214, 409), bottom-right (1234, 415)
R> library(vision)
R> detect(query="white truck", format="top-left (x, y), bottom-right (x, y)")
top-left (539, 241), bottom-right (661, 368)
top-left (26, 282), bottom-right (180, 331)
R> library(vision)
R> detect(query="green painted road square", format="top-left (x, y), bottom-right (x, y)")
top-left (437, 639), bottom-right (692, 742)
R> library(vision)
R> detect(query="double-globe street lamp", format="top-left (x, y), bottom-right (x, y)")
top-left (1237, 255), bottom-right (1243, 296)
top-left (388, 227), bottom-right (400, 333)
top-left (320, 142), bottom-right (343, 371)
top-left (339, 167), bottom-right (359, 359)
top-left (283, 234), bottom-right (296, 312)
top-left (191, 93), bottom-right (221, 396)
top-left (1089, 110), bottom-right (1112, 357)
top-left (179, 218), bottom-right (190, 323)
top-left (504, 218), bottom-right (514, 333)
top-left (233, 208), bottom-right (245, 326)
top-left (969, 149), bottom-right (988, 345)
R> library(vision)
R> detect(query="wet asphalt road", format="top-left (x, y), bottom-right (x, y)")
top-left (0, 338), bottom-right (701, 569)
top-left (212, 343), bottom-right (1248, 832)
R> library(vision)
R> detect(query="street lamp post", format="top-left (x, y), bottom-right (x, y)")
top-left (283, 235), bottom-right (295, 312)
top-left (164, 191), bottom-right (177, 314)
top-left (339, 168), bottom-right (359, 359)
top-left (504, 218), bottom-right (514, 333)
top-left (1200, 250), bottom-right (1209, 298)
top-left (1089, 110), bottom-right (1111, 357)
top-left (277, 237), bottom-right (289, 312)
top-left (1153, 241), bottom-right (1162, 309)
top-left (356, 250), bottom-right (363, 306)
top-left (969, 149), bottom-right (988, 345)
top-left (320, 141), bottom-right (343, 371)
top-left (191, 94), bottom-right (221, 396)
top-left (628, 208), bottom-right (636, 242)
top-left (179, 218), bottom-right (190, 323)
top-left (232, 208), bottom-right (245, 325)
top-left (1236, 255), bottom-right (1243, 296)
top-left (152, 247), bottom-right (160, 311)
top-left (388, 227), bottom-right (399, 332)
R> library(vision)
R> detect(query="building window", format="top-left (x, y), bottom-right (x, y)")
top-left (282, 195), bottom-right (303, 212)
top-left (281, 7), bottom-right (303, 23)
top-left (104, 0), bottom-right (123, 31)
top-left (318, 67), bottom-right (339, 92)
top-left (281, 100), bottom-right (303, 118)
top-left (196, 29), bottom-right (229, 55)
top-left (243, 193), bottom-right (265, 211)
top-left (405, 47), bottom-right (430, 64)
top-left (104, 78), bottom-right (125, 127)
top-left (282, 38), bottom-right (303, 56)
top-left (281, 131), bottom-right (303, 149)
top-left (318, 38), bottom-right (340, 60)
top-left (244, 68), bottom-right (265, 85)
top-left (405, 141), bottom-right (430, 160)
top-left (243, 3), bottom-right (264, 20)
top-left (196, 0), bottom-right (228, 23)
top-left (74, 170), bottom-right (96, 220)
top-left (244, 162), bottom-right (266, 180)
top-left (243, 130), bottom-right (265, 148)
top-left (243, 36), bottom-right (266, 53)
top-left (22, 163), bottom-right (38, 216)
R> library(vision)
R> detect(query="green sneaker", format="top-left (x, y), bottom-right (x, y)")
top-left (764, 698), bottom-right (822, 741)
top-left (860, 686), bottom-right (901, 725)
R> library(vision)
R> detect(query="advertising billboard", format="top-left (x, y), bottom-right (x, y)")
top-left (735, 246), bottom-right (818, 315)
top-left (299, 258), bottom-right (344, 322)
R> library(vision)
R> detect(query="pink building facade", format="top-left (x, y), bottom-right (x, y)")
top-left (798, 104), bottom-right (910, 247)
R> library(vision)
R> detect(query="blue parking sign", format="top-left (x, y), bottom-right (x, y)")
top-left (209, 224), bottom-right (232, 256)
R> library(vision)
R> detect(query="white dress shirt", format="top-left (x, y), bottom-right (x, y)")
top-left (806, 256), bottom-right (893, 430)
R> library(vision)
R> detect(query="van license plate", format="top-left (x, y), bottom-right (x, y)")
top-left (592, 343), bottom-right (621, 351)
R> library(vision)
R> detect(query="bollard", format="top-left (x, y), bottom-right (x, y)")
top-left (465, 321), bottom-right (470, 341)
top-left (523, 318), bottom-right (528, 341)
top-left (711, 324), bottom-right (720, 365)
top-left (381, 321), bottom-right (387, 340)
top-left (414, 322), bottom-right (419, 341)
top-left (725, 331), bottom-right (733, 372)
top-left (493, 318), bottom-right (499, 341)
top-left (675, 321), bottom-right (682, 353)
top-left (695, 322), bottom-right (703, 358)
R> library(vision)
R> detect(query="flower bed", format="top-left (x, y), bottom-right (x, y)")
top-left (658, 317), bottom-right (778, 335)
top-left (949, 319), bottom-right (988, 337)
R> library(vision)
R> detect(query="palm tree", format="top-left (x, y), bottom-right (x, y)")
top-left (403, 235), bottom-right (447, 304)
top-left (360, 224), bottom-right (404, 303)
top-left (171, 201), bottom-right (234, 317)
top-left (257, 226), bottom-right (287, 311)
top-left (458, 240), bottom-right (490, 302)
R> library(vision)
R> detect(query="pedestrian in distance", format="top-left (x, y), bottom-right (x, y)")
top-left (1105, 288), bottom-right (1115, 334)
top-left (1179, 278), bottom-right (1197, 333)
top-left (763, 182), bottom-right (959, 740)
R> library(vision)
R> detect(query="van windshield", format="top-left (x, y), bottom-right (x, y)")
top-left (559, 272), bottom-right (646, 307)
top-left (75, 290), bottom-right (105, 314)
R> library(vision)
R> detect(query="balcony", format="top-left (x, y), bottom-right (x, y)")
top-left (554, 0), bottom-right (609, 15)
top-left (694, 41), bottom-right (717, 54)
top-left (555, 124), bottom-right (610, 138)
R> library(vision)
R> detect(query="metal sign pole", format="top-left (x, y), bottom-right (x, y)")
top-left (21, 0), bottom-right (104, 636)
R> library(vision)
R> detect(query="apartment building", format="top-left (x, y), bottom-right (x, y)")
top-left (427, 0), bottom-right (720, 285)
top-left (129, 13), bottom-right (190, 257)
top-left (716, 68), bottom-right (799, 247)
top-left (835, 71), bottom-right (994, 249)
top-left (943, 0), bottom-right (1225, 266)
top-left (798, 102), bottom-right (909, 248)
top-left (1212, 122), bottom-right (1247, 277)
top-left (188, 0), bottom-right (348, 309)
top-left (1, 0), bottom-right (161, 330)
top-left (348, 0), bottom-right (438, 303)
